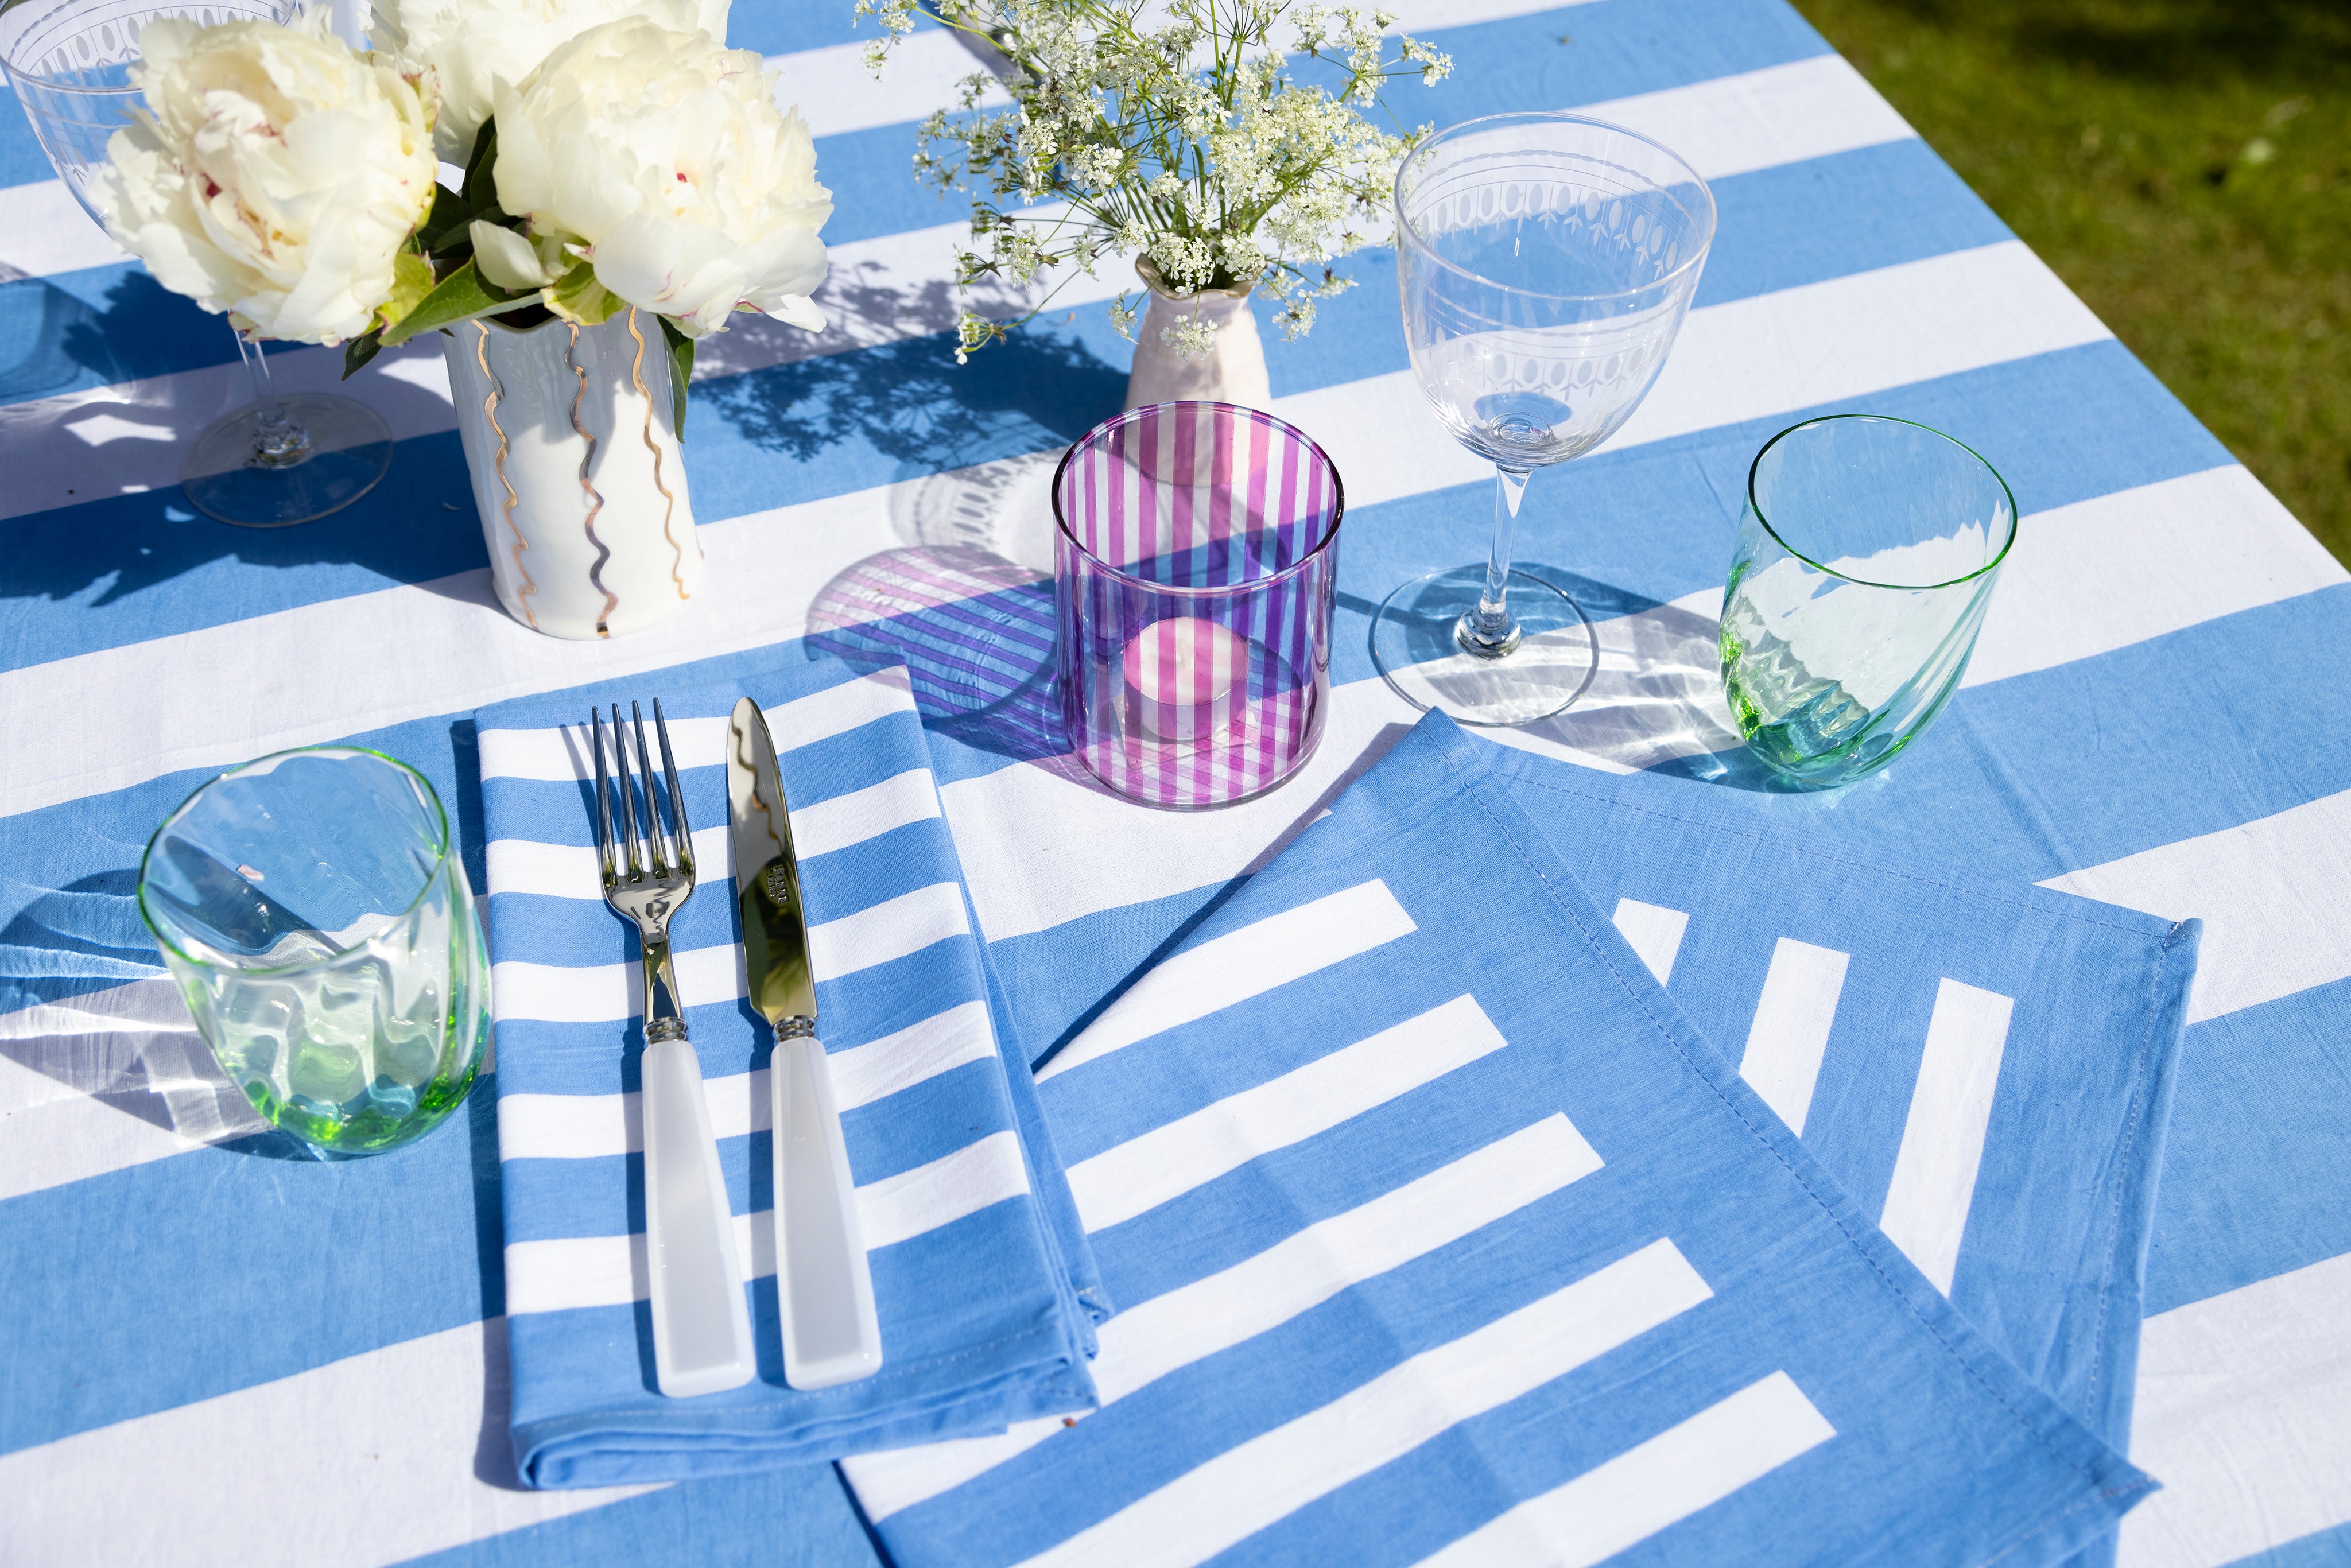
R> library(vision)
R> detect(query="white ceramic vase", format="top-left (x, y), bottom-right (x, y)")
top-left (1124, 258), bottom-right (1273, 414)
top-left (441, 308), bottom-right (703, 640)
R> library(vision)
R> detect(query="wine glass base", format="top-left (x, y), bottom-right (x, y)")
top-left (1372, 565), bottom-right (1599, 727)
top-left (180, 393), bottom-right (394, 528)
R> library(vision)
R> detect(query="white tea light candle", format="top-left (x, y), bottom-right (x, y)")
top-left (1124, 617), bottom-right (1250, 742)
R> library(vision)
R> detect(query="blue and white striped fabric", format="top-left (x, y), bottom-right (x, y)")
top-left (7, 0), bottom-right (2351, 1563)
top-left (475, 659), bottom-right (1104, 1486)
top-left (1485, 743), bottom-right (2200, 1456)
top-left (844, 712), bottom-right (2155, 1566)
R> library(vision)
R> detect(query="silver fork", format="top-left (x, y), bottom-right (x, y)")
top-left (592, 700), bottom-right (755, 1398)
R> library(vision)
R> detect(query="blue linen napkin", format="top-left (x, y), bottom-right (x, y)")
top-left (1477, 739), bottom-right (2201, 1474)
top-left (475, 658), bottom-right (1105, 1488)
top-left (844, 712), bottom-right (2159, 1567)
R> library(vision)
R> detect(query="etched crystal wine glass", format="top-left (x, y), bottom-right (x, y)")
top-left (0, 0), bottom-right (394, 526)
top-left (1375, 112), bottom-right (1716, 725)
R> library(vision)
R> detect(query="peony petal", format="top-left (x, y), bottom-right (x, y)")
top-left (471, 220), bottom-right (561, 289)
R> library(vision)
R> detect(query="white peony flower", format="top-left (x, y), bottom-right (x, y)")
top-left (90, 6), bottom-right (438, 345)
top-left (370, 0), bottom-right (727, 164)
top-left (491, 15), bottom-right (831, 337)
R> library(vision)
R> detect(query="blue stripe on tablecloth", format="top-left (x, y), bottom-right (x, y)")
top-left (0, 550), bottom-right (2330, 1038)
top-left (0, 131), bottom-right (1984, 430)
top-left (0, 1076), bottom-right (503, 1456)
top-left (0, 139), bottom-right (1995, 670)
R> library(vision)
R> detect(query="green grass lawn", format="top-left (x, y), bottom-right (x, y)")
top-left (1787, 0), bottom-right (2350, 564)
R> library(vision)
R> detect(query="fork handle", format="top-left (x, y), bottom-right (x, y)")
top-left (642, 1025), bottom-right (756, 1398)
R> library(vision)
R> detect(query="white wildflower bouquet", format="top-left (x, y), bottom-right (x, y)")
top-left (855, 0), bottom-right (1449, 361)
top-left (90, 0), bottom-right (832, 435)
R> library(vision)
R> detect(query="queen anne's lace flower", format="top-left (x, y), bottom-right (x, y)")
top-left (859, 0), bottom-right (1448, 359)
top-left (90, 5), bottom-right (437, 344)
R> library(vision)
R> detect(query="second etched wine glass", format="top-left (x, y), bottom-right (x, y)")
top-left (1376, 111), bottom-right (1716, 726)
top-left (0, 0), bottom-right (395, 527)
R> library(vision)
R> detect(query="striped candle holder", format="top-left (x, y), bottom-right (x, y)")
top-left (1054, 402), bottom-right (1345, 809)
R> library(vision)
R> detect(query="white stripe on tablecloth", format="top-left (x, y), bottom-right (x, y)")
top-left (1416, 1371), bottom-right (1837, 1567)
top-left (0, 240), bottom-right (2115, 820)
top-left (943, 459), bottom-right (2338, 953)
top-left (2116, 1250), bottom-right (2351, 1568)
top-left (0, 977), bottom-right (269, 1200)
top-left (490, 881), bottom-right (970, 1024)
top-left (505, 1128), bottom-right (1029, 1314)
top-left (1611, 899), bottom-right (1690, 985)
top-left (1300, 240), bottom-right (2110, 525)
top-left (1736, 939), bottom-right (1852, 1138)
top-left (476, 671), bottom-right (918, 781)
top-left (847, 1113), bottom-right (1604, 1520)
top-left (0, 178), bottom-right (123, 277)
top-left (1963, 464), bottom-right (2347, 689)
top-left (0, 1316), bottom-right (655, 1568)
top-left (1038, 880), bottom-right (1417, 1083)
top-left (482, 770), bottom-right (940, 900)
top-left (1066, 993), bottom-right (1510, 1232)
top-left (2043, 788), bottom-right (2351, 1026)
top-left (495, 1000), bottom-right (995, 1161)
top-left (1013, 1239), bottom-right (1714, 1568)
top-left (1877, 980), bottom-right (2014, 1295)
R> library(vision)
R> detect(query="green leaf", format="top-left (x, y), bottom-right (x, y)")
top-left (378, 256), bottom-right (533, 348)
top-left (658, 315), bottom-right (695, 443)
top-left (374, 249), bottom-right (437, 335)
top-left (414, 182), bottom-right (474, 255)
top-left (460, 119), bottom-right (499, 209)
top-left (544, 259), bottom-right (624, 328)
top-left (343, 329), bottom-right (384, 379)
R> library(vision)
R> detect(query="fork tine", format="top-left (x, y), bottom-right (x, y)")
top-left (631, 700), bottom-right (672, 876)
top-left (591, 708), bottom-right (616, 882)
top-left (653, 698), bottom-right (693, 878)
top-left (612, 702), bottom-right (645, 878)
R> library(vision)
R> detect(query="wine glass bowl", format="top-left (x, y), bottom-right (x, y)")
top-left (0, 0), bottom-right (281, 223)
top-left (1375, 112), bottom-right (1716, 726)
top-left (0, 0), bottom-right (396, 527)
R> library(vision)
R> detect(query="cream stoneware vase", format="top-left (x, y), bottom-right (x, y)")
top-left (441, 308), bottom-right (703, 640)
top-left (1124, 258), bottom-right (1273, 414)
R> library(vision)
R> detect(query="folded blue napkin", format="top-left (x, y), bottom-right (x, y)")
top-left (1479, 740), bottom-right (2201, 1473)
top-left (475, 658), bottom-right (1105, 1488)
top-left (845, 712), bottom-right (2158, 1567)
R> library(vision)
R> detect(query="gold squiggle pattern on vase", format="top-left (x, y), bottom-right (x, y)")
top-left (565, 323), bottom-right (618, 638)
top-left (474, 323), bottom-right (537, 628)
top-left (626, 309), bottom-right (688, 600)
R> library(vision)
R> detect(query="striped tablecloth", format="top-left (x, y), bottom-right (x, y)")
top-left (2, 2), bottom-right (2346, 1565)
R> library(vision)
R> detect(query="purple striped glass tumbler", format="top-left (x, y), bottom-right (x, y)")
top-left (1054, 402), bottom-right (1345, 809)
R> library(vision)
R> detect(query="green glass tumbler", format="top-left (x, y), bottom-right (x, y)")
top-left (137, 747), bottom-right (491, 1156)
top-left (1719, 415), bottom-right (2017, 787)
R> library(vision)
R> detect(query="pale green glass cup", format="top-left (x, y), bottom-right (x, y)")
top-left (137, 747), bottom-right (491, 1156)
top-left (1718, 415), bottom-right (2018, 787)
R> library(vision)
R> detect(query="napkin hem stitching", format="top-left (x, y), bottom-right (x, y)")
top-left (1431, 736), bottom-right (2109, 1487)
top-left (2083, 918), bottom-right (2191, 1422)
top-left (1495, 772), bottom-right (2168, 937)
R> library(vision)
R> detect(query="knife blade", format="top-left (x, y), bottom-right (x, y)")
top-left (726, 696), bottom-right (883, 1390)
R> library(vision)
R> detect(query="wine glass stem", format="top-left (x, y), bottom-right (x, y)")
top-left (1461, 462), bottom-right (1532, 658)
top-left (235, 328), bottom-right (313, 468)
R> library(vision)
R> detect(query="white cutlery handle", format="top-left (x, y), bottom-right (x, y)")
top-left (641, 1033), bottom-right (756, 1398)
top-left (773, 1024), bottom-right (884, 1389)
